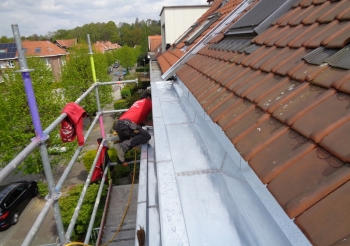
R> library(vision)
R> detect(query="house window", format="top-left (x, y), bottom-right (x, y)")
top-left (35, 48), bottom-right (41, 53)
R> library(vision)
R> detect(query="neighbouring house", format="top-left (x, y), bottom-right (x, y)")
top-left (148, 35), bottom-right (162, 59)
top-left (54, 38), bottom-right (77, 51)
top-left (93, 41), bottom-right (121, 53)
top-left (159, 4), bottom-right (211, 52)
top-left (0, 43), bottom-right (17, 69)
top-left (152, 0), bottom-right (350, 245)
top-left (22, 40), bottom-right (66, 80)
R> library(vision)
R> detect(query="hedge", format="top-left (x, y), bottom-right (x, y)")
top-left (120, 88), bottom-right (131, 98)
top-left (82, 148), bottom-right (118, 172)
top-left (59, 183), bottom-right (108, 241)
top-left (114, 99), bottom-right (129, 110)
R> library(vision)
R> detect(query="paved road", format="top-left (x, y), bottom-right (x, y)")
top-left (0, 68), bottom-right (123, 246)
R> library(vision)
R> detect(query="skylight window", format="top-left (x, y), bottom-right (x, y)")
top-left (48, 47), bottom-right (54, 52)
top-left (225, 0), bottom-right (293, 37)
top-left (0, 49), bottom-right (6, 53)
top-left (35, 48), bottom-right (41, 53)
top-left (185, 12), bottom-right (221, 45)
top-left (173, 23), bottom-right (198, 47)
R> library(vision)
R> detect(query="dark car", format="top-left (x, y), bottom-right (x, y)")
top-left (0, 181), bottom-right (38, 229)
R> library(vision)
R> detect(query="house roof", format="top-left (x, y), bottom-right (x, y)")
top-left (156, 0), bottom-right (350, 245)
top-left (55, 39), bottom-right (77, 48)
top-left (93, 41), bottom-right (121, 53)
top-left (148, 35), bottom-right (162, 52)
top-left (22, 40), bottom-right (66, 57)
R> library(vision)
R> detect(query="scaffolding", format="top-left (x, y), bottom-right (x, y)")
top-left (0, 25), bottom-right (139, 246)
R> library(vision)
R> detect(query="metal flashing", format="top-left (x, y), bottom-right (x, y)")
top-left (325, 44), bottom-right (350, 70)
top-left (302, 47), bottom-right (338, 66)
top-left (151, 61), bottom-right (311, 245)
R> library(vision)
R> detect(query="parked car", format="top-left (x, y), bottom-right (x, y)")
top-left (113, 62), bottom-right (119, 68)
top-left (0, 180), bottom-right (38, 230)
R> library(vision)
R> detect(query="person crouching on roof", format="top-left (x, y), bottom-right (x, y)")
top-left (113, 91), bottom-right (153, 163)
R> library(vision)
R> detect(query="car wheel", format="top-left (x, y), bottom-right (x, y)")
top-left (12, 212), bottom-right (19, 225)
top-left (33, 186), bottom-right (38, 197)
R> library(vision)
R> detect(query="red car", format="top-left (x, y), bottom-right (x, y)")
top-left (0, 181), bottom-right (38, 229)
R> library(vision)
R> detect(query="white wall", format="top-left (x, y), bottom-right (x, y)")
top-left (160, 6), bottom-right (210, 52)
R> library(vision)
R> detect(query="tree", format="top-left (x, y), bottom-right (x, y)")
top-left (0, 57), bottom-right (69, 175)
top-left (60, 44), bottom-right (113, 118)
top-left (113, 45), bottom-right (139, 69)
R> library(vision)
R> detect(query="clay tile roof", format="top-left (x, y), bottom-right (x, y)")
top-left (55, 39), bottom-right (77, 48)
top-left (21, 40), bottom-right (66, 57)
top-left (149, 36), bottom-right (162, 52)
top-left (160, 0), bottom-right (350, 244)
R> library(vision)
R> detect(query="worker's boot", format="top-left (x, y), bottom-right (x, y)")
top-left (115, 140), bottom-right (131, 163)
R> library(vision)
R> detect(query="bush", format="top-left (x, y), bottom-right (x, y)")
top-left (114, 99), bottom-right (129, 110)
top-left (83, 148), bottom-right (118, 172)
top-left (108, 148), bottom-right (118, 162)
top-left (111, 164), bottom-right (131, 179)
top-left (120, 88), bottom-right (131, 98)
top-left (125, 93), bottom-right (142, 107)
top-left (37, 181), bottom-right (49, 198)
top-left (59, 183), bottom-right (108, 241)
top-left (82, 149), bottom-right (98, 172)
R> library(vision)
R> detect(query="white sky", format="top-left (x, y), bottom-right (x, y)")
top-left (0, 0), bottom-right (208, 38)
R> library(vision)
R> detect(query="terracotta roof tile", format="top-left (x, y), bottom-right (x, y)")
top-left (268, 147), bottom-right (348, 218)
top-left (22, 40), bottom-right (66, 57)
top-left (291, 92), bottom-right (350, 143)
top-left (294, 180), bottom-right (350, 246)
top-left (250, 129), bottom-right (316, 183)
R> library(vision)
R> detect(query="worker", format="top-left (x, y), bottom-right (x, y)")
top-left (113, 91), bottom-right (152, 163)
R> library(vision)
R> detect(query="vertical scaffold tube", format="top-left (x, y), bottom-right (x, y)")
top-left (12, 24), bottom-right (66, 246)
top-left (87, 34), bottom-right (106, 138)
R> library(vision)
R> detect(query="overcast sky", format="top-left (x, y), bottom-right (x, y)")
top-left (1, 0), bottom-right (207, 38)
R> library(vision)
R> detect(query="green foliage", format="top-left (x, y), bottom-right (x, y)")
top-left (120, 88), bottom-right (131, 99)
top-left (60, 44), bottom-right (113, 116)
top-left (83, 148), bottom-right (118, 172)
top-left (59, 183), bottom-right (108, 241)
top-left (111, 164), bottom-right (131, 179)
top-left (114, 99), bottom-right (129, 110)
top-left (125, 93), bottom-right (142, 107)
top-left (82, 149), bottom-right (98, 172)
top-left (108, 148), bottom-right (118, 162)
top-left (0, 57), bottom-right (68, 174)
top-left (37, 181), bottom-right (49, 198)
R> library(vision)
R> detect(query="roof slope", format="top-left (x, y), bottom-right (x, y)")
top-left (55, 39), bottom-right (77, 48)
top-left (149, 35), bottom-right (162, 52)
top-left (22, 40), bottom-right (66, 57)
top-left (159, 0), bottom-right (350, 245)
top-left (157, 0), bottom-right (247, 73)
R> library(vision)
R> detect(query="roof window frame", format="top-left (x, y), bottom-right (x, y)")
top-left (173, 23), bottom-right (198, 47)
top-left (185, 12), bottom-right (221, 46)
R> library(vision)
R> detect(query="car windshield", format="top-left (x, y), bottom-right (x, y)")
top-left (0, 184), bottom-right (16, 201)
